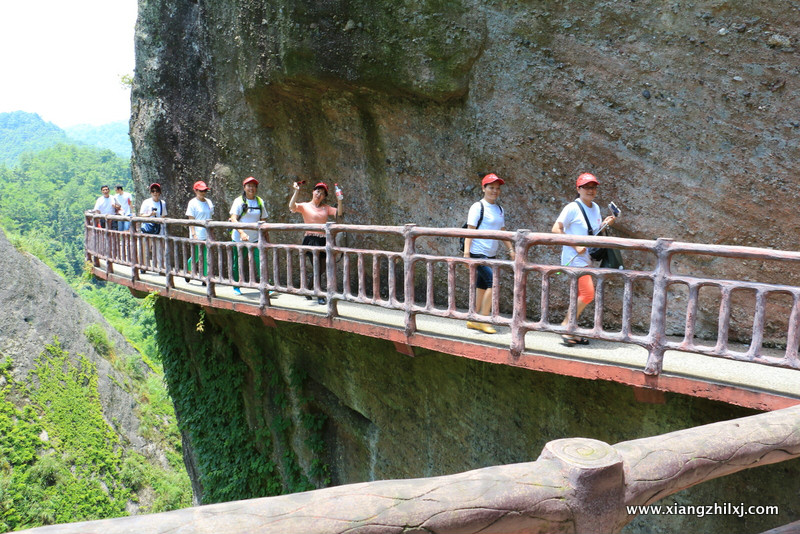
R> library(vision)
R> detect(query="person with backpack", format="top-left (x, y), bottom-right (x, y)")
top-left (186, 180), bottom-right (214, 281)
top-left (289, 180), bottom-right (344, 304)
top-left (229, 176), bottom-right (267, 295)
top-left (551, 172), bottom-right (617, 345)
top-left (462, 173), bottom-right (515, 334)
top-left (138, 183), bottom-right (167, 272)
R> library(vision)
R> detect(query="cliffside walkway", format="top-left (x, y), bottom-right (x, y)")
top-left (85, 214), bottom-right (800, 411)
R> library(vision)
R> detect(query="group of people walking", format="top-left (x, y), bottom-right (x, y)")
top-left (92, 171), bottom-right (616, 343)
top-left (461, 172), bottom-right (616, 343)
top-left (92, 177), bottom-right (344, 299)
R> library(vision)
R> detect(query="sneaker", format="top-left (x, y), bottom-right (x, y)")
top-left (233, 287), bottom-right (242, 295)
top-left (305, 296), bottom-right (313, 301)
top-left (317, 297), bottom-right (327, 305)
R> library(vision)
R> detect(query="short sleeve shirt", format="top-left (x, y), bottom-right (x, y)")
top-left (292, 202), bottom-right (336, 237)
top-left (556, 200), bottom-right (602, 267)
top-left (466, 200), bottom-right (505, 257)
top-left (186, 198), bottom-right (214, 240)
top-left (115, 192), bottom-right (133, 215)
top-left (93, 195), bottom-right (117, 215)
top-left (230, 196), bottom-right (266, 242)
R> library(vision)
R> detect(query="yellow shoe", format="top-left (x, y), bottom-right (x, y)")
top-left (466, 321), bottom-right (497, 334)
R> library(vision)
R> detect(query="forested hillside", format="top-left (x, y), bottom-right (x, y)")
top-left (0, 112), bottom-right (68, 166)
top-left (65, 121), bottom-right (132, 159)
top-left (0, 134), bottom-right (192, 529)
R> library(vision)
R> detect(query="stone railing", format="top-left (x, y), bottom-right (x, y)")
top-left (85, 213), bottom-right (800, 376)
top-left (21, 403), bottom-right (800, 534)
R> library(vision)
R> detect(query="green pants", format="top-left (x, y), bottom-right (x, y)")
top-left (232, 246), bottom-right (260, 283)
top-left (187, 244), bottom-right (208, 277)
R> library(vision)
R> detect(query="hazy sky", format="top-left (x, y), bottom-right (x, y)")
top-left (0, 0), bottom-right (137, 128)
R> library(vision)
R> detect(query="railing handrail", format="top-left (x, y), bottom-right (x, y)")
top-left (21, 403), bottom-right (800, 534)
top-left (83, 213), bottom-right (800, 377)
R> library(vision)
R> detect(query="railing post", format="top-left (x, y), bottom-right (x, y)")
top-left (259, 223), bottom-right (271, 311)
top-left (645, 238), bottom-right (673, 375)
top-left (164, 222), bottom-right (173, 291)
top-left (539, 438), bottom-right (625, 534)
top-left (130, 219), bottom-right (140, 281)
top-left (205, 222), bottom-right (216, 298)
top-left (325, 223), bottom-right (338, 317)
top-left (402, 224), bottom-right (417, 337)
top-left (510, 230), bottom-right (529, 357)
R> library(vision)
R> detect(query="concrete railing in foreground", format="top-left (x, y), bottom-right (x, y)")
top-left (85, 214), bottom-right (800, 378)
top-left (22, 403), bottom-right (800, 534)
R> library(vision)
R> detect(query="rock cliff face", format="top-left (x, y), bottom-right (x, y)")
top-left (131, 1), bottom-right (800, 531)
top-left (131, 0), bottom-right (799, 246)
top-left (156, 300), bottom-right (800, 533)
top-left (131, 0), bottom-right (800, 338)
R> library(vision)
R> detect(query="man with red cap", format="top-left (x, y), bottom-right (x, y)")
top-left (186, 180), bottom-right (214, 280)
top-left (551, 172), bottom-right (617, 345)
top-left (289, 180), bottom-right (344, 304)
top-left (229, 176), bottom-right (267, 295)
top-left (462, 173), bottom-right (515, 334)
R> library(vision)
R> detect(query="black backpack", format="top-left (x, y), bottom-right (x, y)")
top-left (238, 194), bottom-right (265, 217)
top-left (459, 201), bottom-right (502, 252)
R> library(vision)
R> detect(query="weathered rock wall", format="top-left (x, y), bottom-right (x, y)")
top-left (131, 1), bottom-right (800, 530)
top-left (132, 0), bottom-right (800, 338)
top-left (156, 299), bottom-right (800, 533)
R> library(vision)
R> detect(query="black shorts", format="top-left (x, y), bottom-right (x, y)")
top-left (470, 253), bottom-right (495, 290)
top-left (302, 235), bottom-right (327, 265)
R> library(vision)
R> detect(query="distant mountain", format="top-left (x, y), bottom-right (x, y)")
top-left (65, 121), bottom-right (132, 159)
top-left (0, 111), bottom-right (69, 166)
top-left (0, 112), bottom-right (132, 166)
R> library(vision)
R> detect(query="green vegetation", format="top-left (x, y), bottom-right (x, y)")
top-left (0, 142), bottom-right (130, 278)
top-left (65, 122), bottom-right (132, 159)
top-left (0, 344), bottom-right (191, 531)
top-left (0, 112), bottom-right (69, 166)
top-left (0, 114), bottom-right (192, 528)
top-left (155, 302), bottom-right (330, 504)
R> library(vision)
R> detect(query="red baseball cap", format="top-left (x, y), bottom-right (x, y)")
top-left (576, 173), bottom-right (599, 187)
top-left (243, 176), bottom-right (259, 186)
top-left (314, 182), bottom-right (329, 194)
top-left (481, 173), bottom-right (505, 187)
top-left (193, 180), bottom-right (210, 191)
top-left (149, 183), bottom-right (161, 191)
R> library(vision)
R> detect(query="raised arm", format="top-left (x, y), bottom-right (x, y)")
top-left (289, 182), bottom-right (300, 212)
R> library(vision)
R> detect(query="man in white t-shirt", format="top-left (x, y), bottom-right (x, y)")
top-left (229, 176), bottom-right (267, 294)
top-left (115, 185), bottom-right (133, 231)
top-left (186, 180), bottom-right (214, 278)
top-left (92, 185), bottom-right (120, 229)
top-left (551, 172), bottom-right (616, 345)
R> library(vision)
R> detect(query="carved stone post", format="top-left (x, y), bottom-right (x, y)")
top-left (645, 238), bottom-right (673, 375)
top-left (539, 438), bottom-right (626, 534)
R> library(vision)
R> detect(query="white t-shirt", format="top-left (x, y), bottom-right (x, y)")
top-left (115, 192), bottom-right (133, 215)
top-left (466, 200), bottom-right (505, 257)
top-left (140, 198), bottom-right (167, 216)
top-left (186, 198), bottom-right (214, 240)
top-left (556, 199), bottom-right (602, 267)
top-left (139, 198), bottom-right (167, 234)
top-left (229, 196), bottom-right (266, 242)
top-left (93, 195), bottom-right (118, 215)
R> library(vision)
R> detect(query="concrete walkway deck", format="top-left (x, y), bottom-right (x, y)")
top-left (99, 263), bottom-right (800, 411)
